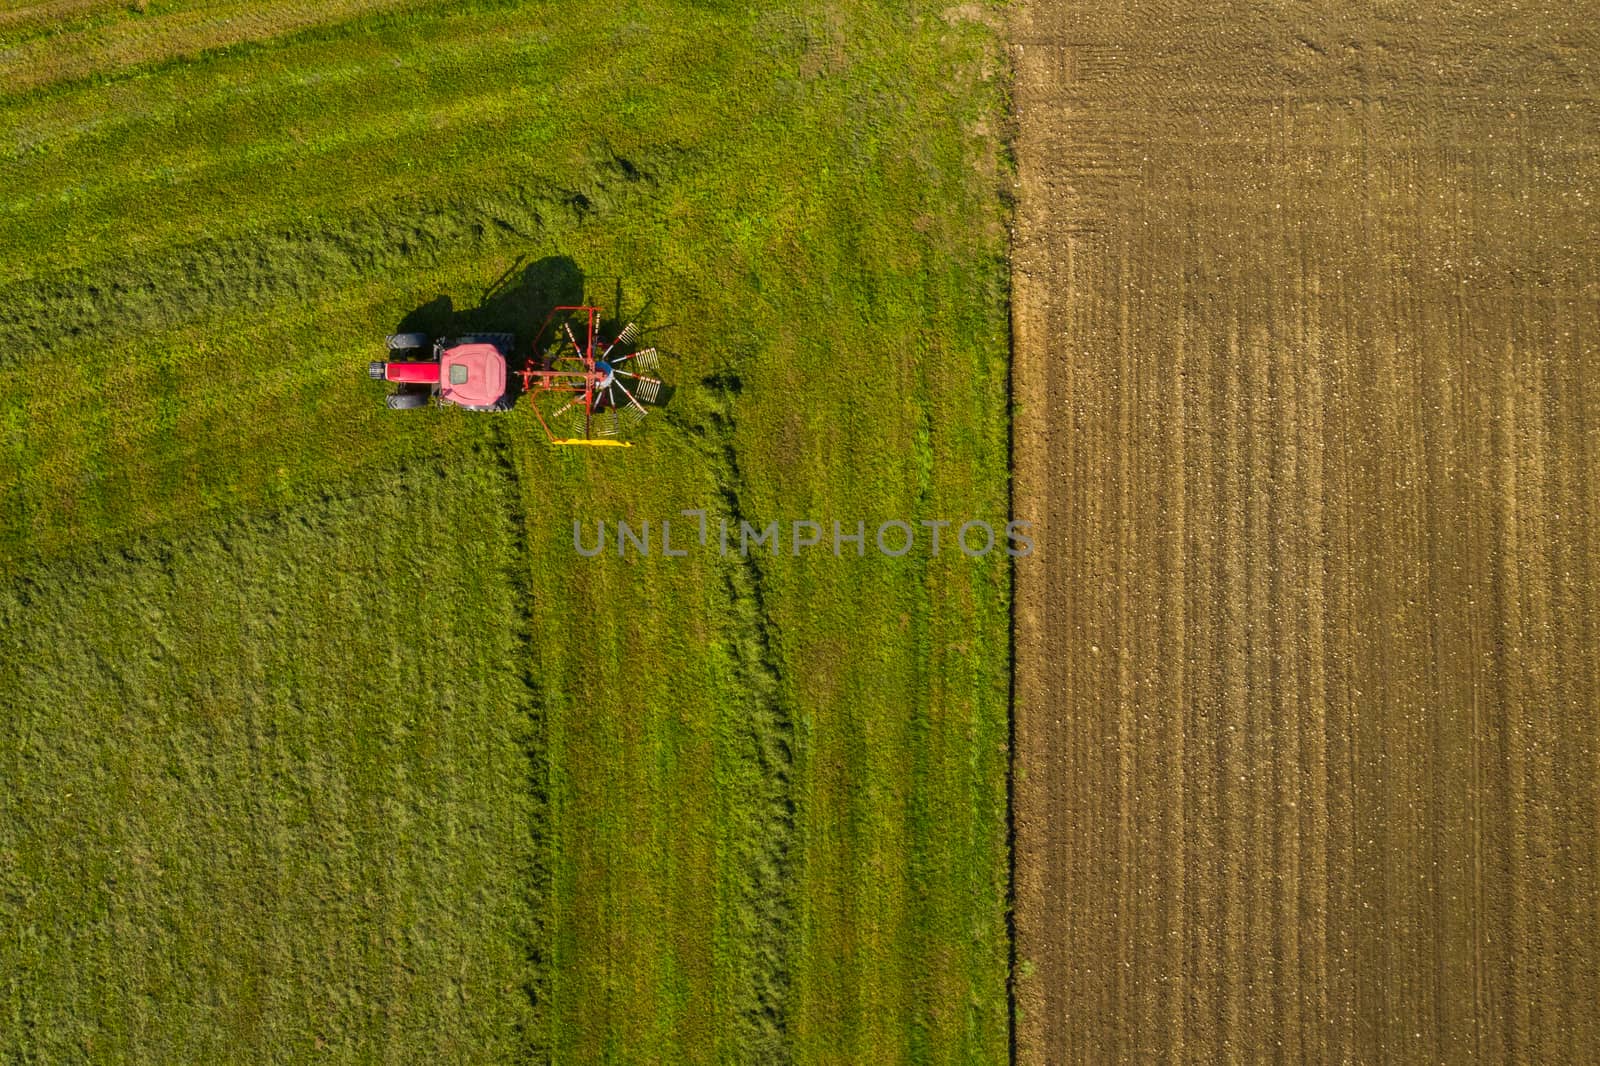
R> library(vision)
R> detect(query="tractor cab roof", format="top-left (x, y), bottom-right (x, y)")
top-left (439, 343), bottom-right (507, 407)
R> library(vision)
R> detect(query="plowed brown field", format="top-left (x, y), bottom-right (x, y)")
top-left (1011, 3), bottom-right (1600, 1061)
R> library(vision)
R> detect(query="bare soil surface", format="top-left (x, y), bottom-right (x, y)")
top-left (1010, 3), bottom-right (1600, 1061)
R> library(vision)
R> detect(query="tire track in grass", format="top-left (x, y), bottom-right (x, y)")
top-left (683, 369), bottom-right (796, 1063)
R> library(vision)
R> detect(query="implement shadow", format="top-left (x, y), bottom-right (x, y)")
top-left (395, 255), bottom-right (585, 344)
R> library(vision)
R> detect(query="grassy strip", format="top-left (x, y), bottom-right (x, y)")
top-left (0, 0), bottom-right (450, 95)
top-left (0, 451), bottom-right (542, 1062)
top-left (508, 37), bottom-right (1013, 1041)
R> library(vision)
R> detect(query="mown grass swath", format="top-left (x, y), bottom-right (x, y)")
top-left (0, 457), bottom-right (543, 1061)
top-left (0, 0), bottom-right (1012, 1060)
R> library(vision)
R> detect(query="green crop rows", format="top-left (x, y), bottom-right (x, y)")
top-left (0, 1), bottom-right (1012, 1060)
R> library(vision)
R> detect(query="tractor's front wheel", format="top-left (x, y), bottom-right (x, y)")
top-left (386, 391), bottom-right (429, 410)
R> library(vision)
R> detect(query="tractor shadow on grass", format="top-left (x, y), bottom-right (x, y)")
top-left (394, 254), bottom-right (586, 342)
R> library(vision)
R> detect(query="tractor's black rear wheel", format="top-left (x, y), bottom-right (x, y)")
top-left (386, 391), bottom-right (429, 410)
top-left (387, 332), bottom-right (430, 351)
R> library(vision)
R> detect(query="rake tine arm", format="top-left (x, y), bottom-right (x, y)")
top-left (564, 322), bottom-right (591, 367)
top-left (611, 376), bottom-right (650, 416)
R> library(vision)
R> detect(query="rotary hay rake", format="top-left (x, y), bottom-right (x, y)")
top-left (521, 305), bottom-right (665, 447)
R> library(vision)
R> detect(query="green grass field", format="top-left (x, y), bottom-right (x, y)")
top-left (0, 1), bottom-right (1012, 1060)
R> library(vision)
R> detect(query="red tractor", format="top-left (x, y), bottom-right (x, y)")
top-left (368, 333), bottom-right (517, 412)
